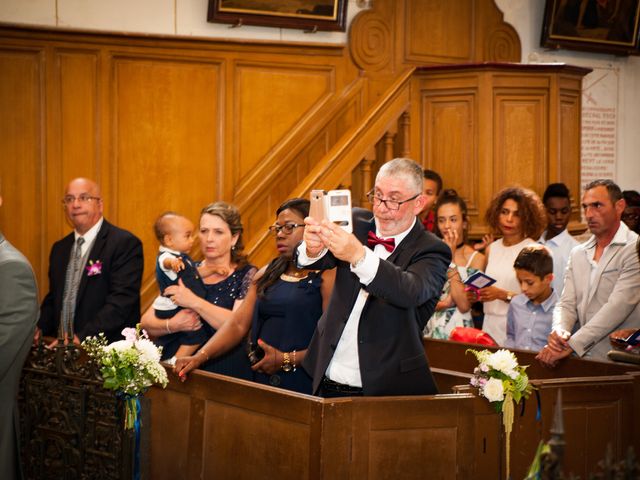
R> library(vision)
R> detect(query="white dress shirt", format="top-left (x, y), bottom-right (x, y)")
top-left (539, 228), bottom-right (579, 296)
top-left (297, 218), bottom-right (416, 387)
top-left (74, 217), bottom-right (103, 257)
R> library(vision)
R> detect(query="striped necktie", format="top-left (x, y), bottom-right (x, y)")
top-left (60, 236), bottom-right (85, 339)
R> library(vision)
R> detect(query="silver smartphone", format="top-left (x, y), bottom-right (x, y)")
top-left (326, 189), bottom-right (353, 233)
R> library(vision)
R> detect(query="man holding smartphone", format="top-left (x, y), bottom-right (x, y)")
top-left (296, 158), bottom-right (450, 397)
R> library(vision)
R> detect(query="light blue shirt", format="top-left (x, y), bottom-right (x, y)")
top-left (539, 229), bottom-right (579, 296)
top-left (506, 290), bottom-right (558, 351)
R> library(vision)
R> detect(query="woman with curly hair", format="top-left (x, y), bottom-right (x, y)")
top-left (477, 186), bottom-right (547, 345)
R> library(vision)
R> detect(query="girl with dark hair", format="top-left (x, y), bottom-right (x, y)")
top-left (477, 186), bottom-right (546, 345)
top-left (141, 201), bottom-right (257, 380)
top-left (424, 190), bottom-right (485, 338)
top-left (175, 198), bottom-right (335, 394)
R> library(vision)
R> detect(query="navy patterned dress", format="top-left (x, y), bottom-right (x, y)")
top-left (251, 271), bottom-right (323, 394)
top-left (199, 264), bottom-right (256, 381)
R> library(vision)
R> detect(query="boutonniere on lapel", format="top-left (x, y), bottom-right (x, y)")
top-left (86, 260), bottom-right (103, 277)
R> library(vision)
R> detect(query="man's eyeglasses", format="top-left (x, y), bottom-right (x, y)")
top-left (268, 223), bottom-right (305, 235)
top-left (62, 195), bottom-right (101, 205)
top-left (367, 190), bottom-right (419, 211)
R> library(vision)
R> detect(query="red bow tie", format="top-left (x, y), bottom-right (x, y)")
top-left (367, 231), bottom-right (395, 252)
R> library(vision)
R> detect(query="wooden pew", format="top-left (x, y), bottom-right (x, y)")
top-left (20, 339), bottom-right (640, 479)
top-left (425, 338), bottom-right (640, 479)
top-left (146, 371), bottom-right (497, 479)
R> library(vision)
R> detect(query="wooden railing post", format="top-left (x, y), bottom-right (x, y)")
top-left (359, 148), bottom-right (377, 206)
top-left (383, 130), bottom-right (396, 162)
top-left (400, 111), bottom-right (411, 157)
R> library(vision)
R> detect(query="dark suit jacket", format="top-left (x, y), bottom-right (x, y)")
top-left (0, 232), bottom-right (39, 480)
top-left (300, 209), bottom-right (450, 396)
top-left (39, 220), bottom-right (143, 342)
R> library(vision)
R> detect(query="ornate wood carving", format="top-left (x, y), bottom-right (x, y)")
top-left (349, 10), bottom-right (393, 72)
top-left (484, 27), bottom-right (521, 62)
top-left (19, 344), bottom-right (133, 480)
top-left (349, 0), bottom-right (521, 95)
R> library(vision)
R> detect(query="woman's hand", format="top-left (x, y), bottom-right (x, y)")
top-left (170, 309), bottom-right (202, 332)
top-left (164, 279), bottom-right (200, 310)
top-left (476, 285), bottom-right (506, 302)
top-left (173, 352), bottom-right (206, 381)
top-left (441, 228), bottom-right (459, 254)
top-left (251, 339), bottom-right (283, 375)
top-left (474, 234), bottom-right (494, 251)
top-left (436, 294), bottom-right (454, 311)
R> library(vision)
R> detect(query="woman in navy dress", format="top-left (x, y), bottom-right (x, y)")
top-left (142, 201), bottom-right (256, 381)
top-left (175, 198), bottom-right (335, 394)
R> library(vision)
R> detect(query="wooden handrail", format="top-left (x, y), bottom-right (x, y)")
top-left (234, 75), bottom-right (366, 211)
top-left (297, 67), bottom-right (415, 194)
top-left (246, 67), bottom-right (416, 261)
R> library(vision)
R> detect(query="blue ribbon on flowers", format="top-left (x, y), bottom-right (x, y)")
top-left (134, 397), bottom-right (141, 480)
top-left (517, 389), bottom-right (542, 422)
top-left (117, 393), bottom-right (142, 480)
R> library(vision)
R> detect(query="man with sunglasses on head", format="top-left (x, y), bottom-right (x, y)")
top-left (296, 158), bottom-right (450, 397)
top-left (35, 178), bottom-right (143, 346)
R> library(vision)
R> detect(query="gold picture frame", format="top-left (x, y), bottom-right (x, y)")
top-left (541, 0), bottom-right (640, 55)
top-left (208, 0), bottom-right (348, 32)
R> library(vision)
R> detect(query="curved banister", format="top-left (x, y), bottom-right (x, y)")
top-left (246, 67), bottom-right (416, 263)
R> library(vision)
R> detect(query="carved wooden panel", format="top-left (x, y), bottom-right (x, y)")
top-left (19, 345), bottom-right (133, 480)
top-left (0, 48), bottom-right (45, 284)
top-left (233, 63), bottom-right (333, 192)
top-left (551, 382), bottom-right (634, 479)
top-left (147, 390), bottom-right (193, 478)
top-left (421, 92), bottom-right (479, 217)
top-left (112, 56), bottom-right (222, 296)
top-left (403, 0), bottom-right (474, 64)
top-left (350, 397), bottom-right (476, 479)
top-left (559, 90), bottom-right (583, 227)
top-left (350, 9), bottom-right (394, 72)
top-left (493, 91), bottom-right (548, 192)
top-left (56, 50), bottom-right (99, 187)
top-left (203, 398), bottom-right (312, 478)
top-left (412, 65), bottom-right (589, 238)
top-left (349, 0), bottom-right (520, 106)
top-left (0, 27), bottom-right (359, 307)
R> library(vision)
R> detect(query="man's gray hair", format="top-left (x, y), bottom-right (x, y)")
top-left (376, 158), bottom-right (423, 195)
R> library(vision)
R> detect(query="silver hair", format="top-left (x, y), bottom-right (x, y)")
top-left (375, 158), bottom-right (423, 195)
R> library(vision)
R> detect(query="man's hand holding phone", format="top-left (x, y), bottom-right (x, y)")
top-left (303, 215), bottom-right (326, 258)
top-left (317, 220), bottom-right (364, 265)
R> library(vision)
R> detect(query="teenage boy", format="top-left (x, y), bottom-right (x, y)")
top-left (538, 183), bottom-right (578, 295)
top-left (505, 245), bottom-right (557, 351)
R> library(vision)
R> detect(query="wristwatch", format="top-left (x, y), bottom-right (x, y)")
top-left (282, 352), bottom-right (293, 372)
top-left (506, 292), bottom-right (514, 302)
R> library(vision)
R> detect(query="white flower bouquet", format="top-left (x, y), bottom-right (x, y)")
top-left (467, 348), bottom-right (535, 479)
top-left (467, 348), bottom-right (533, 411)
top-left (82, 325), bottom-right (168, 429)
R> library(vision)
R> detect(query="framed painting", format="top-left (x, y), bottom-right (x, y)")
top-left (208, 0), bottom-right (348, 32)
top-left (541, 0), bottom-right (640, 55)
